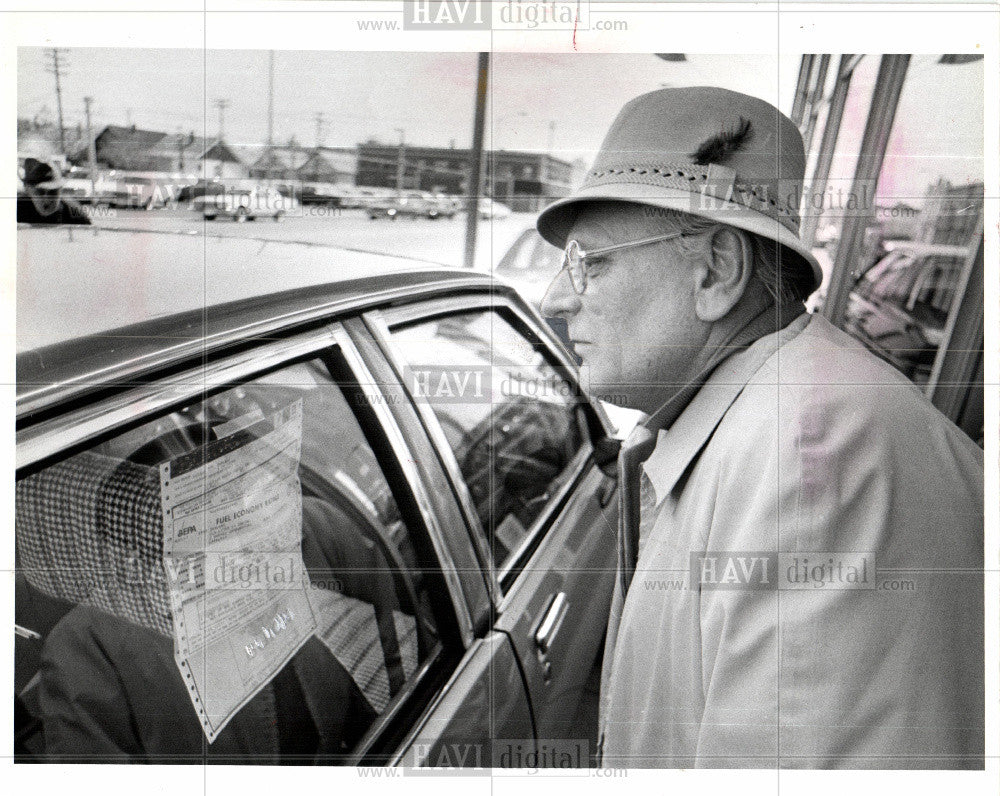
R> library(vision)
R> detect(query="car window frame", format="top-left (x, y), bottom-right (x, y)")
top-left (15, 322), bottom-right (473, 763)
top-left (363, 295), bottom-right (599, 602)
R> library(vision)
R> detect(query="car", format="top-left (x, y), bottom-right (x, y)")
top-left (57, 170), bottom-right (117, 206)
top-left (299, 182), bottom-right (344, 207)
top-left (368, 190), bottom-right (456, 220)
top-left (494, 226), bottom-right (564, 308)
top-left (493, 225), bottom-right (577, 357)
top-left (14, 226), bottom-right (623, 767)
top-left (476, 198), bottom-right (513, 220)
top-left (194, 184), bottom-right (301, 222)
top-left (177, 178), bottom-right (226, 204)
top-left (842, 241), bottom-right (972, 383)
top-left (108, 173), bottom-right (187, 209)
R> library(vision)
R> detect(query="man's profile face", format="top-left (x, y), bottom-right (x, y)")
top-left (540, 202), bottom-right (710, 415)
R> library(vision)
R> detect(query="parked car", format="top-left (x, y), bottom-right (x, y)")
top-left (57, 170), bottom-right (117, 205)
top-left (177, 178), bottom-right (226, 203)
top-left (476, 198), bottom-right (513, 220)
top-left (842, 241), bottom-right (971, 383)
top-left (108, 173), bottom-right (186, 209)
top-left (368, 190), bottom-right (456, 220)
top-left (194, 184), bottom-right (300, 222)
top-left (299, 182), bottom-right (344, 207)
top-left (495, 226), bottom-right (564, 308)
top-left (15, 227), bottom-right (620, 767)
top-left (493, 225), bottom-right (577, 357)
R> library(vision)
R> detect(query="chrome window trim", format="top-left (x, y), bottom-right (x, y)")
top-left (368, 297), bottom-right (596, 604)
top-left (345, 640), bottom-right (445, 764)
top-left (363, 309), bottom-right (500, 608)
top-left (331, 325), bottom-right (475, 648)
top-left (16, 328), bottom-right (338, 471)
top-left (373, 290), bottom-right (583, 378)
top-left (495, 442), bottom-right (594, 589)
top-left (384, 632), bottom-right (509, 768)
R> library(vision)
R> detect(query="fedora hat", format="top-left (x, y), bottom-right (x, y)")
top-left (536, 86), bottom-right (822, 290)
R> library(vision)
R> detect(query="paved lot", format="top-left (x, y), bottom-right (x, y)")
top-left (91, 206), bottom-right (535, 271)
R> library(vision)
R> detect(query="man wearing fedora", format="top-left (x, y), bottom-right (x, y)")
top-left (538, 87), bottom-right (983, 769)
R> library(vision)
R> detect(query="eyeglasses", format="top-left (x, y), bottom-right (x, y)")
top-left (559, 232), bottom-right (685, 295)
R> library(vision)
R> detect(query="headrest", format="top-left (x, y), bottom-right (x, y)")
top-left (16, 451), bottom-right (173, 636)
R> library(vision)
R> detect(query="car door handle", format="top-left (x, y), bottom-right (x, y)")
top-left (534, 592), bottom-right (569, 657)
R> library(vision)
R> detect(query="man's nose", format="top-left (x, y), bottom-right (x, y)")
top-left (540, 267), bottom-right (581, 319)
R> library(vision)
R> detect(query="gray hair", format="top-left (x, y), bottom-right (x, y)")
top-left (656, 208), bottom-right (814, 304)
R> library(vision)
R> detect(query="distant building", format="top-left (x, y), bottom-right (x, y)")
top-left (143, 131), bottom-right (211, 175)
top-left (200, 140), bottom-right (249, 180)
top-left (489, 150), bottom-right (574, 212)
top-left (569, 158), bottom-right (589, 190)
top-left (299, 147), bottom-right (357, 185)
top-left (85, 125), bottom-right (174, 171)
top-left (356, 143), bottom-right (467, 195)
top-left (355, 143), bottom-right (574, 211)
top-left (62, 125), bottom-right (225, 178)
top-left (248, 145), bottom-right (357, 185)
top-left (917, 179), bottom-right (984, 247)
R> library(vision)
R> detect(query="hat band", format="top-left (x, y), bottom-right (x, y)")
top-left (582, 162), bottom-right (801, 235)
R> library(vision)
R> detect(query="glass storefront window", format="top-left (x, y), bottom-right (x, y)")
top-left (820, 54), bottom-right (984, 440)
top-left (817, 55), bottom-right (879, 267)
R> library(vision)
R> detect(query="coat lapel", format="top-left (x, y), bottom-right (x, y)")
top-left (642, 312), bottom-right (811, 505)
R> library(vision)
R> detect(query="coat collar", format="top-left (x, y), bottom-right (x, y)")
top-left (642, 311), bottom-right (812, 505)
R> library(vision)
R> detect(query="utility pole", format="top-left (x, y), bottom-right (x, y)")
top-left (178, 129), bottom-right (195, 174)
top-left (83, 96), bottom-right (97, 195)
top-left (45, 48), bottom-right (68, 157)
top-left (267, 50), bottom-right (275, 149)
top-left (394, 127), bottom-right (406, 192)
top-left (214, 98), bottom-right (229, 140)
top-left (314, 112), bottom-right (326, 148)
top-left (463, 52), bottom-right (489, 270)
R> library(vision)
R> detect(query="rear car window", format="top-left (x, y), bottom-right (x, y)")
top-left (15, 357), bottom-right (439, 763)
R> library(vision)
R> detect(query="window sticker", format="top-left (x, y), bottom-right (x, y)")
top-left (159, 399), bottom-right (317, 742)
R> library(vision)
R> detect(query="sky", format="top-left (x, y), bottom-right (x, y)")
top-left (17, 50), bottom-right (802, 151)
top-left (18, 48), bottom-right (984, 203)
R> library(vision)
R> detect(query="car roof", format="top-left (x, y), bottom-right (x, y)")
top-left (16, 226), bottom-right (499, 413)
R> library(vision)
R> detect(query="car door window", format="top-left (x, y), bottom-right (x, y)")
top-left (388, 310), bottom-right (589, 574)
top-left (15, 356), bottom-right (440, 764)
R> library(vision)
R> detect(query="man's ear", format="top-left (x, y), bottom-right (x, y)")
top-left (693, 227), bottom-right (753, 322)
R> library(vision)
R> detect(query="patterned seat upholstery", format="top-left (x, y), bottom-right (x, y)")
top-left (16, 451), bottom-right (172, 636)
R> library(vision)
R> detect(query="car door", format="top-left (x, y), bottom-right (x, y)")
top-left (335, 320), bottom-right (535, 766)
top-left (365, 293), bottom-right (619, 763)
top-left (15, 321), bottom-right (530, 766)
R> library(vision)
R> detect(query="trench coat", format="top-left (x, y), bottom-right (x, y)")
top-left (599, 312), bottom-right (984, 769)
